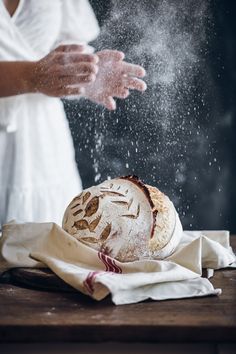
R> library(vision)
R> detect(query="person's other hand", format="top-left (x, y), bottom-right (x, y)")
top-left (32, 45), bottom-right (99, 97)
top-left (83, 49), bottom-right (147, 110)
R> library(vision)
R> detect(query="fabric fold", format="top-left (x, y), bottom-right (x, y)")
top-left (0, 222), bottom-right (235, 305)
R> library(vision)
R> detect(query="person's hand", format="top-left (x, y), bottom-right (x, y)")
top-left (82, 49), bottom-right (147, 110)
top-left (32, 45), bottom-right (99, 97)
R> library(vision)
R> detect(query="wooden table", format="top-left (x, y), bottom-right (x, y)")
top-left (0, 237), bottom-right (235, 354)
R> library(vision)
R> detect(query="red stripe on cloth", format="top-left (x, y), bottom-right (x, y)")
top-left (99, 252), bottom-right (122, 274)
top-left (99, 252), bottom-right (116, 272)
top-left (83, 271), bottom-right (100, 295)
top-left (98, 252), bottom-right (110, 271)
top-left (84, 252), bottom-right (123, 295)
top-left (111, 258), bottom-right (122, 274)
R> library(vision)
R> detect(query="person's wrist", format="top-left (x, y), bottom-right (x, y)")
top-left (21, 61), bottom-right (39, 94)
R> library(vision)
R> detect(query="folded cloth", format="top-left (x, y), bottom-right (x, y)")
top-left (0, 222), bottom-right (235, 305)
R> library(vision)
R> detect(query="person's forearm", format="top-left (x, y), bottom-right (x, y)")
top-left (0, 61), bottom-right (35, 98)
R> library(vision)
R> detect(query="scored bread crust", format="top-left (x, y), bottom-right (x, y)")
top-left (62, 176), bottom-right (182, 262)
top-left (146, 184), bottom-right (176, 252)
top-left (121, 176), bottom-right (176, 250)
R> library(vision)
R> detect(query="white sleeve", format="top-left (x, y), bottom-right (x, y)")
top-left (57, 0), bottom-right (100, 46)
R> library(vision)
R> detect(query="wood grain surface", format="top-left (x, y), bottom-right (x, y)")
top-left (0, 237), bottom-right (235, 343)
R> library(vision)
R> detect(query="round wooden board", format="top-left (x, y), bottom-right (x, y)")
top-left (1, 268), bottom-right (76, 292)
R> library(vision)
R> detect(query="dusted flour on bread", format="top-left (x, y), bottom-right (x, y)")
top-left (62, 176), bottom-right (182, 262)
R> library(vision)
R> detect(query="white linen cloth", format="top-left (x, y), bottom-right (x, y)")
top-left (0, 0), bottom-right (100, 226)
top-left (0, 222), bottom-right (235, 305)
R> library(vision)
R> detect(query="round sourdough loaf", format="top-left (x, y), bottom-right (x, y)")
top-left (62, 176), bottom-right (182, 262)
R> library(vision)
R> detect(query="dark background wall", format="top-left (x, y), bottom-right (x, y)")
top-left (63, 0), bottom-right (236, 232)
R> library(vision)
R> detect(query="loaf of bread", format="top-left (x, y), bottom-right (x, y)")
top-left (62, 176), bottom-right (182, 262)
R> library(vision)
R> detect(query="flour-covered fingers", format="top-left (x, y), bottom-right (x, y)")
top-left (123, 77), bottom-right (147, 91)
top-left (102, 96), bottom-right (116, 110)
top-left (97, 50), bottom-right (125, 61)
top-left (55, 53), bottom-right (99, 65)
top-left (55, 86), bottom-right (85, 97)
top-left (68, 74), bottom-right (96, 85)
top-left (61, 63), bottom-right (99, 76)
top-left (121, 62), bottom-right (146, 78)
top-left (64, 86), bottom-right (85, 96)
top-left (56, 75), bottom-right (95, 90)
top-left (113, 88), bottom-right (130, 98)
top-left (71, 54), bottom-right (98, 64)
top-left (53, 46), bottom-right (99, 68)
top-left (54, 44), bottom-right (85, 53)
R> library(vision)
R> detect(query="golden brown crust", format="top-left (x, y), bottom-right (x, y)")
top-left (120, 176), bottom-right (158, 238)
top-left (63, 176), bottom-right (179, 261)
top-left (146, 184), bottom-right (176, 251)
top-left (120, 176), bottom-right (155, 209)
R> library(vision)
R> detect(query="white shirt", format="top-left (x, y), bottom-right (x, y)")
top-left (0, 0), bottom-right (99, 226)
